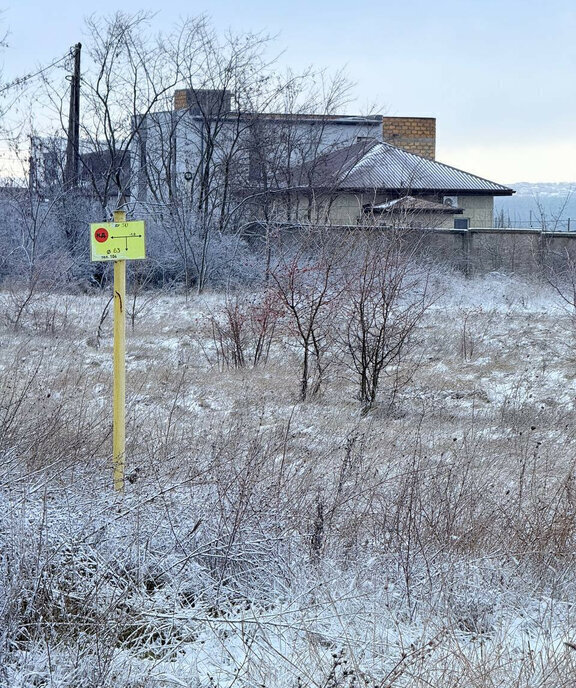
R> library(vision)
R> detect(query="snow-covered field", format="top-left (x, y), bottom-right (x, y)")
top-left (3, 271), bottom-right (576, 687)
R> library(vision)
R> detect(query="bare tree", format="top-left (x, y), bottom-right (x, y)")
top-left (271, 232), bottom-right (347, 400)
top-left (35, 11), bottom-right (191, 235)
top-left (543, 244), bottom-right (576, 324)
top-left (0, 127), bottom-right (84, 324)
top-left (135, 21), bottom-right (287, 292)
top-left (137, 35), bottom-right (361, 292)
top-left (25, 14), bottom-right (367, 292)
top-left (534, 189), bottom-right (573, 232)
top-left (340, 232), bottom-right (432, 412)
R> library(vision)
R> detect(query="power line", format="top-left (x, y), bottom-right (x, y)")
top-left (0, 49), bottom-right (73, 96)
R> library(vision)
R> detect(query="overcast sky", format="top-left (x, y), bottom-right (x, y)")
top-left (1, 0), bottom-right (574, 184)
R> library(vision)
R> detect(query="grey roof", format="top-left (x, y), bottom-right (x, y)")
top-left (296, 139), bottom-right (514, 196)
top-left (370, 195), bottom-right (464, 214)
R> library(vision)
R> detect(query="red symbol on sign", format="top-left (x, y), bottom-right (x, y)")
top-left (95, 228), bottom-right (109, 243)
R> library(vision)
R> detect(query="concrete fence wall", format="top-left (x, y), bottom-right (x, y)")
top-left (422, 228), bottom-right (576, 276)
top-left (247, 223), bottom-right (576, 277)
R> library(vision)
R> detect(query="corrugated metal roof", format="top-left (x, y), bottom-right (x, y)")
top-left (297, 140), bottom-right (514, 195)
top-left (371, 195), bottom-right (463, 213)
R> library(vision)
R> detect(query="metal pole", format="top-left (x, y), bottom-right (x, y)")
top-left (112, 209), bottom-right (126, 492)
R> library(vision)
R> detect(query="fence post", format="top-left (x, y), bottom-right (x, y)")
top-left (536, 231), bottom-right (549, 275)
top-left (462, 230), bottom-right (472, 278)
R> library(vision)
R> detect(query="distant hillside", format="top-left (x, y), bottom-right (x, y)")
top-left (495, 182), bottom-right (576, 230)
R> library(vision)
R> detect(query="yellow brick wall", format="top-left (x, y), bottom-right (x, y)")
top-left (174, 89), bottom-right (189, 110)
top-left (382, 117), bottom-right (436, 159)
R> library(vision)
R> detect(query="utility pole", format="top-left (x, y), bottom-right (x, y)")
top-left (64, 43), bottom-right (81, 189)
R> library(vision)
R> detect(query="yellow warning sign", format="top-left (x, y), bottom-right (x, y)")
top-left (90, 221), bottom-right (146, 262)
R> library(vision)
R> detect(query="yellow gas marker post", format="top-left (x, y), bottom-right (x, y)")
top-left (90, 211), bottom-right (146, 491)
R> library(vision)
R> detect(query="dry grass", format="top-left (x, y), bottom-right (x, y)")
top-left (2, 274), bottom-right (576, 686)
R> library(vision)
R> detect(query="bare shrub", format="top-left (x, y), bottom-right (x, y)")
top-left (271, 242), bottom-right (345, 400)
top-left (210, 291), bottom-right (283, 369)
top-left (1, 258), bottom-right (74, 331)
top-left (0, 348), bottom-right (111, 475)
top-left (339, 234), bottom-right (433, 412)
top-left (127, 260), bottom-right (168, 332)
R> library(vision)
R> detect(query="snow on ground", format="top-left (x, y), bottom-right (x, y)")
top-left (2, 272), bottom-right (576, 686)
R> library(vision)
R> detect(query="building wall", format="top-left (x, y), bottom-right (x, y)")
top-left (453, 195), bottom-right (494, 228)
top-left (134, 109), bottom-right (383, 204)
top-left (412, 194), bottom-right (494, 228)
top-left (285, 191), bottom-right (360, 225)
top-left (291, 191), bottom-right (495, 228)
top-left (382, 117), bottom-right (436, 159)
top-left (323, 193), bottom-right (373, 224)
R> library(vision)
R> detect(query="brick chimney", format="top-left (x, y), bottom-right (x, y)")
top-left (173, 89), bottom-right (232, 115)
top-left (382, 117), bottom-right (436, 159)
